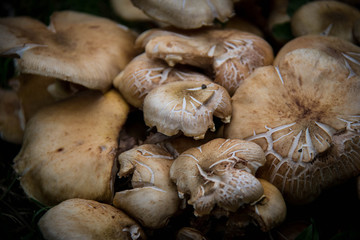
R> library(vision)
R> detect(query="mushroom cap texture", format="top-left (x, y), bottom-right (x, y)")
top-left (0, 11), bottom-right (137, 91)
top-left (38, 198), bottom-right (146, 240)
top-left (111, 0), bottom-right (151, 21)
top-left (13, 90), bottom-right (129, 206)
top-left (224, 47), bottom-right (360, 204)
top-left (291, 1), bottom-right (360, 43)
top-left (248, 179), bottom-right (287, 232)
top-left (143, 81), bottom-right (232, 140)
top-left (113, 53), bottom-right (211, 108)
top-left (170, 138), bottom-right (266, 216)
top-left (136, 28), bottom-right (273, 95)
top-left (0, 88), bottom-right (24, 144)
top-left (113, 144), bottom-right (179, 229)
top-left (131, 0), bottom-right (235, 29)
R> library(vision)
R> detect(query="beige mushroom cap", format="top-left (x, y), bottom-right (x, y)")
top-left (13, 90), bottom-right (129, 206)
top-left (113, 53), bottom-right (211, 108)
top-left (291, 1), bottom-right (360, 43)
top-left (0, 88), bottom-right (24, 144)
top-left (111, 0), bottom-right (151, 22)
top-left (170, 138), bottom-right (266, 216)
top-left (143, 81), bottom-right (232, 140)
top-left (0, 11), bottom-right (137, 91)
top-left (224, 47), bottom-right (360, 203)
top-left (113, 144), bottom-right (179, 229)
top-left (38, 198), bottom-right (146, 240)
top-left (136, 28), bottom-right (273, 95)
top-left (247, 179), bottom-right (286, 232)
top-left (131, 0), bottom-right (235, 29)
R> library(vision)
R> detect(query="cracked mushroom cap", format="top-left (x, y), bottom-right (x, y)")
top-left (13, 90), bottom-right (129, 206)
top-left (170, 138), bottom-right (266, 216)
top-left (274, 35), bottom-right (360, 78)
top-left (224, 47), bottom-right (360, 204)
top-left (143, 80), bottom-right (232, 140)
top-left (38, 198), bottom-right (146, 240)
top-left (0, 88), bottom-right (24, 144)
top-left (113, 53), bottom-right (211, 108)
top-left (291, 1), bottom-right (360, 43)
top-left (130, 0), bottom-right (235, 29)
top-left (113, 144), bottom-right (179, 229)
top-left (247, 179), bottom-right (286, 232)
top-left (136, 28), bottom-right (273, 95)
top-left (0, 11), bottom-right (137, 91)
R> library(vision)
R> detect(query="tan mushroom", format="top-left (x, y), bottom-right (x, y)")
top-left (113, 144), bottom-right (179, 229)
top-left (13, 90), bottom-right (129, 206)
top-left (247, 179), bottom-right (286, 232)
top-left (176, 227), bottom-right (206, 240)
top-left (130, 0), bottom-right (236, 29)
top-left (0, 11), bottom-right (137, 91)
top-left (0, 88), bottom-right (24, 144)
top-left (136, 28), bottom-right (273, 95)
top-left (291, 1), bottom-right (360, 43)
top-left (143, 81), bottom-right (232, 140)
top-left (111, 0), bottom-right (151, 22)
top-left (113, 53), bottom-right (211, 108)
top-left (170, 138), bottom-right (266, 216)
top-left (38, 198), bottom-right (146, 240)
top-left (224, 46), bottom-right (360, 204)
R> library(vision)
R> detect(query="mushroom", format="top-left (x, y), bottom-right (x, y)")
top-left (143, 80), bottom-right (232, 140)
top-left (291, 1), bottom-right (360, 43)
top-left (130, 0), bottom-right (236, 29)
top-left (0, 11), bottom-right (137, 91)
top-left (113, 53), bottom-right (211, 109)
top-left (113, 144), bottom-right (179, 229)
top-left (136, 28), bottom-right (273, 95)
top-left (246, 179), bottom-right (286, 232)
top-left (0, 88), bottom-right (24, 144)
top-left (224, 46), bottom-right (360, 203)
top-left (38, 198), bottom-right (146, 240)
top-left (13, 90), bottom-right (129, 206)
top-left (176, 227), bottom-right (207, 240)
top-left (110, 0), bottom-right (151, 22)
top-left (170, 138), bottom-right (266, 216)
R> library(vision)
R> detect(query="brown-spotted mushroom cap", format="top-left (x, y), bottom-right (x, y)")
top-left (136, 28), bottom-right (273, 95)
top-left (131, 0), bottom-right (235, 29)
top-left (0, 88), bottom-right (24, 144)
top-left (170, 138), bottom-right (266, 216)
top-left (113, 144), bottom-right (179, 229)
top-left (247, 179), bottom-right (286, 232)
top-left (0, 11), bottom-right (137, 91)
top-left (291, 1), bottom-right (360, 43)
top-left (38, 198), bottom-right (146, 240)
top-left (143, 81), bottom-right (232, 140)
top-left (274, 35), bottom-right (360, 79)
top-left (224, 47), bottom-right (360, 204)
top-left (113, 53), bottom-right (211, 108)
top-left (13, 90), bottom-right (129, 206)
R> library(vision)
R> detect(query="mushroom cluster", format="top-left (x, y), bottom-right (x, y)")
top-left (1, 1), bottom-right (360, 239)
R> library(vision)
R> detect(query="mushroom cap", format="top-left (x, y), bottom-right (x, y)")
top-left (111, 0), bottom-right (151, 22)
top-left (13, 90), bottom-right (129, 206)
top-left (274, 35), bottom-right (360, 78)
top-left (113, 53), bottom-right (211, 108)
top-left (0, 11), bottom-right (137, 91)
top-left (136, 28), bottom-right (273, 95)
top-left (224, 47), bottom-right (360, 203)
top-left (113, 144), bottom-right (179, 229)
top-left (143, 81), bottom-right (232, 140)
top-left (38, 198), bottom-right (146, 240)
top-left (170, 138), bottom-right (266, 216)
top-left (0, 88), bottom-right (24, 144)
top-left (247, 179), bottom-right (287, 232)
top-left (291, 1), bottom-right (360, 43)
top-left (131, 0), bottom-right (235, 29)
